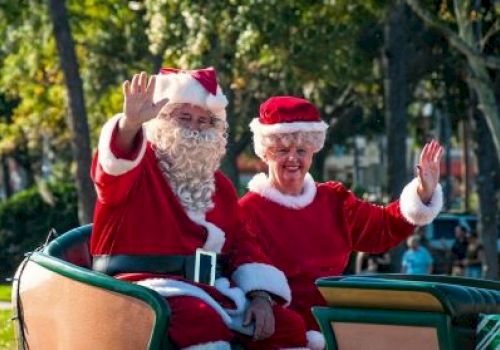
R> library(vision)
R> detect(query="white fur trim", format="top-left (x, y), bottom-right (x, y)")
top-left (182, 341), bottom-right (231, 350)
top-left (97, 114), bottom-right (147, 176)
top-left (306, 330), bottom-right (325, 350)
top-left (206, 86), bottom-right (228, 114)
top-left (247, 173), bottom-right (317, 209)
top-left (187, 211), bottom-right (226, 253)
top-left (154, 72), bottom-right (227, 119)
top-left (214, 278), bottom-right (247, 316)
top-left (250, 118), bottom-right (328, 136)
top-left (399, 177), bottom-right (443, 226)
top-left (136, 278), bottom-right (232, 324)
top-left (232, 263), bottom-right (291, 305)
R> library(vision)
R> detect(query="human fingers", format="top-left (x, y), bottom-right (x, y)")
top-left (123, 80), bottom-right (131, 97)
top-left (145, 75), bottom-right (156, 98)
top-left (138, 71), bottom-right (147, 94)
top-left (434, 145), bottom-right (444, 163)
top-left (252, 311), bottom-right (265, 341)
top-left (130, 74), bottom-right (140, 94)
top-left (243, 308), bottom-right (253, 326)
top-left (420, 143), bottom-right (430, 164)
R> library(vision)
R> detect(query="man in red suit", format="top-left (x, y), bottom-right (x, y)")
top-left (90, 69), bottom-right (308, 349)
top-left (239, 96), bottom-right (444, 350)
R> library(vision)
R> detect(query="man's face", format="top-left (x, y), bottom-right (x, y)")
top-left (160, 104), bottom-right (223, 132)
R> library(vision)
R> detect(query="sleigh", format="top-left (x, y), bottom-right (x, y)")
top-left (11, 225), bottom-right (500, 350)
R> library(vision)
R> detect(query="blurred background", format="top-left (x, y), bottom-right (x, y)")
top-left (0, 0), bottom-right (499, 289)
top-left (0, 0), bottom-right (499, 347)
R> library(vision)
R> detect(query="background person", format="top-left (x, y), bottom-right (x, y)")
top-left (401, 235), bottom-right (434, 274)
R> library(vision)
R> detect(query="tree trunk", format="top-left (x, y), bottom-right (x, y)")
top-left (472, 105), bottom-right (499, 279)
top-left (461, 0), bottom-right (499, 279)
top-left (11, 140), bottom-right (35, 189)
top-left (383, 1), bottom-right (410, 272)
top-left (383, 2), bottom-right (409, 200)
top-left (453, 0), bottom-right (500, 166)
top-left (462, 108), bottom-right (472, 212)
top-left (1, 155), bottom-right (13, 199)
top-left (441, 62), bottom-right (455, 210)
top-left (48, 0), bottom-right (95, 224)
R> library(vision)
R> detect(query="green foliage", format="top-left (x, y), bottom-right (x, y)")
top-left (0, 181), bottom-right (79, 279)
top-left (0, 309), bottom-right (15, 350)
top-left (0, 285), bottom-right (11, 302)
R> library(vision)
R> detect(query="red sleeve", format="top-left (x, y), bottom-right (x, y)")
top-left (327, 182), bottom-right (416, 253)
top-left (109, 122), bottom-right (144, 160)
top-left (91, 115), bottom-right (147, 206)
top-left (91, 151), bottom-right (143, 206)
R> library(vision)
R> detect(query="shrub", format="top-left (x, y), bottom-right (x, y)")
top-left (0, 181), bottom-right (79, 279)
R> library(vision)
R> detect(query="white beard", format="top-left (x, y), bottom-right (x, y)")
top-left (145, 117), bottom-right (227, 213)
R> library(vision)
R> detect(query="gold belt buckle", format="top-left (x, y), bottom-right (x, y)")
top-left (194, 248), bottom-right (217, 286)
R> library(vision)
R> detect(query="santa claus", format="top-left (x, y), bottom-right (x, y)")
top-left (91, 69), bottom-right (308, 349)
top-left (239, 96), bottom-right (444, 350)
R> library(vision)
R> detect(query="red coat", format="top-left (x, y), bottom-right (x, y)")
top-left (239, 172), bottom-right (442, 330)
top-left (90, 115), bottom-right (292, 324)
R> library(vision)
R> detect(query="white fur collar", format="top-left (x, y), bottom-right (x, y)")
top-left (247, 173), bottom-right (317, 209)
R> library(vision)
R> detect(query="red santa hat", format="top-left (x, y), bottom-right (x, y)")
top-left (249, 96), bottom-right (328, 158)
top-left (250, 96), bottom-right (328, 136)
top-left (153, 66), bottom-right (228, 119)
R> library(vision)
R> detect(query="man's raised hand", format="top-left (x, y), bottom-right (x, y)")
top-left (121, 72), bottom-right (168, 130)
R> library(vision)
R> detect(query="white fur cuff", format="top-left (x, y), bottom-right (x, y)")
top-left (97, 114), bottom-right (147, 176)
top-left (182, 341), bottom-right (231, 350)
top-left (307, 330), bottom-right (326, 350)
top-left (232, 263), bottom-right (291, 304)
top-left (399, 178), bottom-right (443, 226)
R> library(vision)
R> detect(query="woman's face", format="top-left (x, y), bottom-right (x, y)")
top-left (265, 139), bottom-right (314, 195)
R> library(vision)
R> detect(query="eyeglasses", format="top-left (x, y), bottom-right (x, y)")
top-left (170, 111), bottom-right (223, 130)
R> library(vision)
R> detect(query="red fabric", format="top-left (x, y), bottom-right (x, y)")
top-left (91, 142), bottom-right (272, 272)
top-left (159, 66), bottom-right (218, 95)
top-left (259, 96), bottom-right (321, 125)
top-left (239, 181), bottom-right (416, 330)
top-left (109, 122), bottom-right (143, 160)
top-left (168, 296), bottom-right (307, 349)
top-left (167, 296), bottom-right (234, 347)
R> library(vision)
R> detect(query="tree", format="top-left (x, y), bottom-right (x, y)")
top-left (405, 0), bottom-right (499, 278)
top-left (383, 2), bottom-right (410, 200)
top-left (48, 0), bottom-right (95, 223)
top-left (473, 99), bottom-right (499, 279)
top-left (143, 0), bottom-right (383, 187)
top-left (405, 0), bottom-right (500, 165)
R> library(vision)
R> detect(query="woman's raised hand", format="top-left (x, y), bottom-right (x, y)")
top-left (416, 139), bottom-right (444, 204)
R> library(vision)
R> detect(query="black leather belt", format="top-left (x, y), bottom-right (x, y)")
top-left (92, 252), bottom-right (226, 285)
